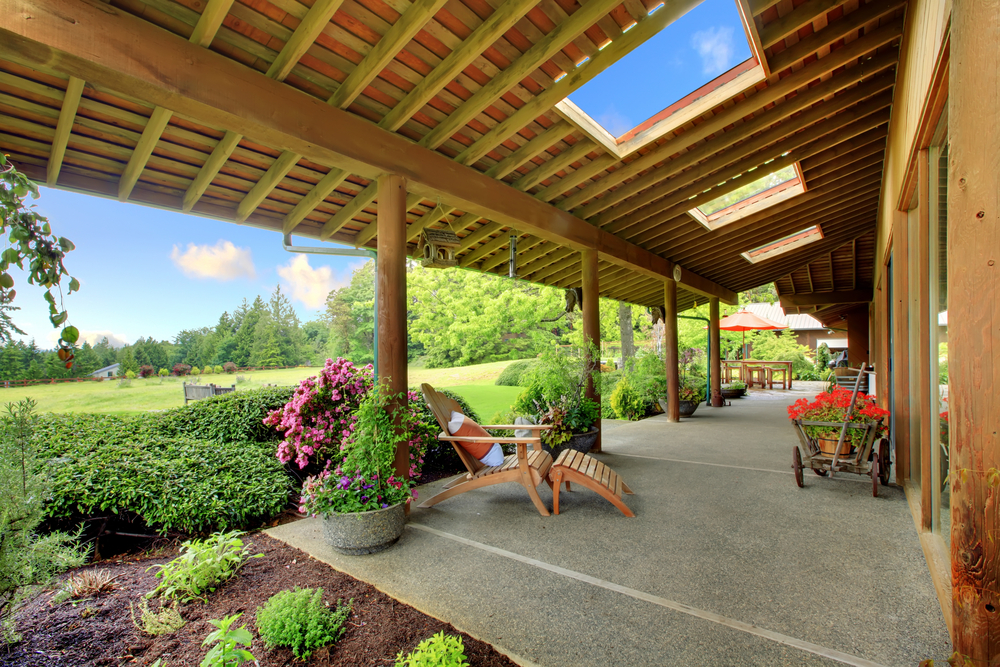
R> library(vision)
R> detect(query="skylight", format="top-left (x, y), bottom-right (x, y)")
top-left (688, 163), bottom-right (806, 231)
top-left (565, 0), bottom-right (753, 139)
top-left (742, 226), bottom-right (824, 264)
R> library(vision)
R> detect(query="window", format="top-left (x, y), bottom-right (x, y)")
top-left (741, 225), bottom-right (823, 264)
top-left (692, 163), bottom-right (806, 230)
top-left (555, 0), bottom-right (766, 157)
top-left (929, 135), bottom-right (949, 544)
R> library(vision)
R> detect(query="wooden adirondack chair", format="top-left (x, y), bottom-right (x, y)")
top-left (419, 383), bottom-right (554, 516)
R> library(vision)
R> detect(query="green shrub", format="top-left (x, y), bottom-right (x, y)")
top-left (157, 386), bottom-right (294, 444)
top-left (214, 365), bottom-right (224, 375)
top-left (256, 588), bottom-right (351, 660)
top-left (192, 367), bottom-right (202, 376)
top-left (396, 631), bottom-right (470, 667)
top-left (494, 360), bottom-right (536, 387)
top-left (158, 368), bottom-right (169, 377)
top-left (609, 377), bottom-right (645, 421)
top-left (125, 370), bottom-right (137, 380)
top-left (1, 399), bottom-right (87, 641)
top-left (43, 434), bottom-right (290, 534)
top-left (148, 531), bottom-right (260, 603)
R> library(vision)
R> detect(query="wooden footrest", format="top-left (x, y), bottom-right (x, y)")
top-left (548, 450), bottom-right (635, 517)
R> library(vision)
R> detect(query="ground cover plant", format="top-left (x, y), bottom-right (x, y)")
top-left (1, 533), bottom-right (518, 666)
top-left (256, 587), bottom-right (351, 659)
top-left (396, 631), bottom-right (470, 667)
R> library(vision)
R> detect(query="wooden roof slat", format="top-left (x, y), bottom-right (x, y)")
top-left (46, 75), bottom-right (84, 186)
top-left (760, 0), bottom-right (844, 50)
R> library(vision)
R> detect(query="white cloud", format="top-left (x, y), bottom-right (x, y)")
top-left (47, 329), bottom-right (129, 349)
top-left (691, 26), bottom-right (736, 76)
top-left (277, 255), bottom-right (354, 309)
top-left (170, 240), bottom-right (256, 281)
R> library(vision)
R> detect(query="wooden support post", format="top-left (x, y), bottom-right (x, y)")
top-left (581, 249), bottom-right (601, 453)
top-left (891, 210), bottom-right (910, 483)
top-left (916, 149), bottom-right (933, 532)
top-left (709, 297), bottom-right (723, 407)
top-left (845, 306), bottom-right (870, 367)
top-left (950, 0), bottom-right (1000, 657)
top-left (664, 279), bottom-right (679, 422)
top-left (377, 174), bottom-right (409, 484)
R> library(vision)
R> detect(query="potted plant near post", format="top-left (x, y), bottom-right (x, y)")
top-left (513, 346), bottom-right (600, 458)
top-left (656, 348), bottom-right (707, 417)
top-left (298, 384), bottom-right (416, 555)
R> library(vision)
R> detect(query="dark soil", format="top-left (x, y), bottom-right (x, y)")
top-left (2, 532), bottom-right (516, 667)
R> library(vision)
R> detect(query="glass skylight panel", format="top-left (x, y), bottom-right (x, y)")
top-left (742, 226), bottom-right (824, 264)
top-left (565, 0), bottom-right (752, 138)
top-left (697, 165), bottom-right (797, 216)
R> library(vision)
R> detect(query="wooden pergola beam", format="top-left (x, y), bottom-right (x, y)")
top-left (189, 0), bottom-right (234, 48)
top-left (378, 0), bottom-right (539, 132)
top-left (329, 0), bottom-right (450, 110)
top-left (418, 0), bottom-right (629, 150)
top-left (759, 0), bottom-right (843, 50)
top-left (512, 142), bottom-right (595, 192)
top-left (1, 0), bottom-right (736, 303)
top-left (46, 75), bottom-right (84, 186)
top-left (484, 121), bottom-right (574, 179)
top-left (455, 0), bottom-right (703, 166)
top-left (266, 0), bottom-right (345, 81)
top-left (779, 289), bottom-right (872, 308)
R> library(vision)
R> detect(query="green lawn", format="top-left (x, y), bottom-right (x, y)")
top-left (0, 360), bottom-right (524, 416)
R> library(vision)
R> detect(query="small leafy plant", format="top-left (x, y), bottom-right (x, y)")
top-left (129, 598), bottom-right (186, 636)
top-left (147, 531), bottom-right (260, 602)
top-left (256, 587), bottom-right (351, 659)
top-left (395, 631), bottom-right (470, 667)
top-left (609, 376), bottom-right (645, 421)
top-left (201, 613), bottom-right (256, 667)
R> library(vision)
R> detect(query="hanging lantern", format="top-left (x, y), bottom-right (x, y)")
top-left (419, 228), bottom-right (460, 268)
top-left (508, 234), bottom-right (517, 278)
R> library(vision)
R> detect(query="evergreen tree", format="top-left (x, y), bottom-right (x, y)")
top-left (0, 341), bottom-right (23, 380)
top-left (72, 341), bottom-right (99, 376)
top-left (251, 285), bottom-right (302, 366)
top-left (117, 346), bottom-right (139, 376)
top-left (92, 337), bottom-right (117, 369)
top-left (233, 297), bottom-right (264, 367)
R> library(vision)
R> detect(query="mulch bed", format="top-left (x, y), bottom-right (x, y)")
top-left (2, 532), bottom-right (517, 667)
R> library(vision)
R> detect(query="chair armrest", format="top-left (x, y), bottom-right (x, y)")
top-left (481, 424), bottom-right (552, 430)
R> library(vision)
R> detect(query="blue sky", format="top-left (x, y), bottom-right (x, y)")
top-left (567, 0), bottom-right (752, 136)
top-left (13, 187), bottom-right (365, 349)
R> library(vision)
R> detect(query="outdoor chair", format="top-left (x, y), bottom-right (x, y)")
top-left (745, 366), bottom-right (768, 389)
top-left (769, 366), bottom-right (788, 390)
top-left (419, 383), bottom-right (554, 516)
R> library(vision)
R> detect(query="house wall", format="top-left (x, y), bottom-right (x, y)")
top-left (870, 0), bottom-right (954, 640)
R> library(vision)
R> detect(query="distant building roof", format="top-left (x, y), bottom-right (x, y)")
top-left (90, 363), bottom-right (120, 376)
top-left (741, 303), bottom-right (829, 331)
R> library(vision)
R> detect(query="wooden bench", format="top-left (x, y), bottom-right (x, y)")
top-left (183, 383), bottom-right (236, 404)
top-left (548, 450), bottom-right (635, 517)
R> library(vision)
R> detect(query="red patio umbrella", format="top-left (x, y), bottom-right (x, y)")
top-left (716, 309), bottom-right (787, 359)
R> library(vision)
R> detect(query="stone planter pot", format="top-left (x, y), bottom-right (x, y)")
top-left (539, 427), bottom-right (599, 459)
top-left (322, 502), bottom-right (406, 556)
top-left (657, 398), bottom-right (701, 417)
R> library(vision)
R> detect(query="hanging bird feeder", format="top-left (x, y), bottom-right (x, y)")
top-left (419, 228), bottom-right (461, 268)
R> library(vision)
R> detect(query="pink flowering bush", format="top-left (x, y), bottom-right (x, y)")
top-left (298, 386), bottom-right (416, 515)
top-left (265, 358), bottom-right (373, 469)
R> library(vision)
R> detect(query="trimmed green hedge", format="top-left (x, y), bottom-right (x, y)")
top-left (33, 388), bottom-right (295, 534)
top-left (494, 360), bottom-right (536, 387)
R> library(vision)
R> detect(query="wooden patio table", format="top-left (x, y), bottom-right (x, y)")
top-left (725, 360), bottom-right (794, 389)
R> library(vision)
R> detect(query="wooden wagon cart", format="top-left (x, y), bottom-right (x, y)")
top-left (790, 365), bottom-right (891, 497)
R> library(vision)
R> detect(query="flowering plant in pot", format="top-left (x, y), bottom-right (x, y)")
top-left (298, 384), bottom-right (417, 555)
top-left (513, 345), bottom-right (599, 455)
top-left (786, 386), bottom-right (889, 454)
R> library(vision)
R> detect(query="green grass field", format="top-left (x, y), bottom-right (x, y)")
top-left (0, 359), bottom-right (525, 419)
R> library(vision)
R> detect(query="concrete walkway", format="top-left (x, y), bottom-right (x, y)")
top-left (267, 391), bottom-right (951, 666)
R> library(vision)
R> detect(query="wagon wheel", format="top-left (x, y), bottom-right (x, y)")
top-left (878, 438), bottom-right (892, 486)
top-left (792, 447), bottom-right (804, 488)
top-left (871, 456), bottom-right (879, 498)
top-left (814, 468), bottom-right (828, 477)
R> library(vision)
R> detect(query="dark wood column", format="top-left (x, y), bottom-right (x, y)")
top-left (709, 297), bottom-right (723, 407)
top-left (950, 0), bottom-right (1000, 658)
top-left (845, 306), bottom-right (870, 367)
top-left (581, 249), bottom-right (601, 452)
top-left (376, 173), bottom-right (409, 481)
top-left (664, 279), bottom-right (680, 422)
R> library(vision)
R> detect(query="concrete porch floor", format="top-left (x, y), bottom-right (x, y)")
top-left (267, 390), bottom-right (952, 666)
